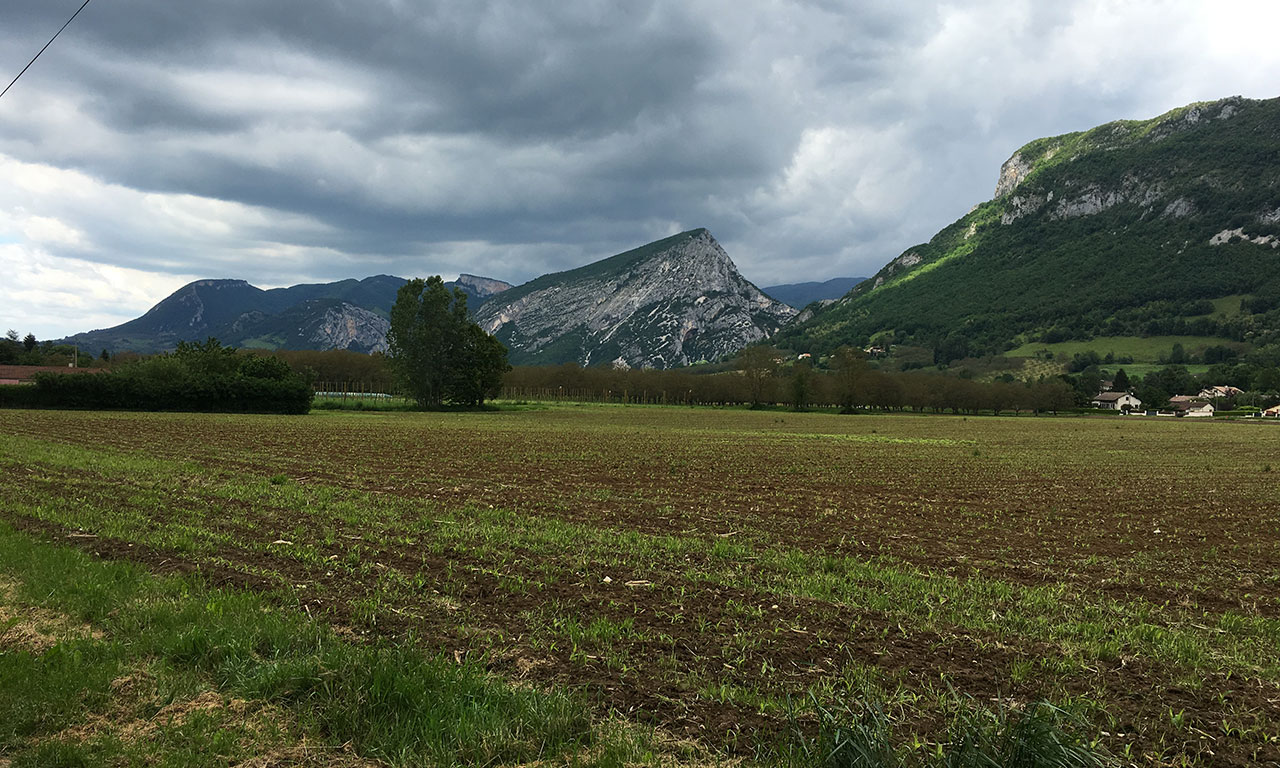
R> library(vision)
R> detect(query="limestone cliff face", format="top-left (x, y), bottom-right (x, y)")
top-left (306, 302), bottom-right (390, 353)
top-left (994, 151), bottom-right (1037, 199)
top-left (475, 229), bottom-right (797, 368)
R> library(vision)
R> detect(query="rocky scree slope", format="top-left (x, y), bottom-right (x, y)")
top-left (475, 229), bottom-right (797, 368)
top-left (773, 95), bottom-right (1280, 356)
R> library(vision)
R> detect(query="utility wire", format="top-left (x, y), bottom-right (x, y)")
top-left (0, 0), bottom-right (96, 102)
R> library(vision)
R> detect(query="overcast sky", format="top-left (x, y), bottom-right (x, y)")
top-left (3, 0), bottom-right (1278, 339)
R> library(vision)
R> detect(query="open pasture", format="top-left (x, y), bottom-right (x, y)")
top-left (1, 406), bottom-right (1278, 765)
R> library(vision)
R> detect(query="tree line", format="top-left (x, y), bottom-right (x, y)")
top-left (0, 330), bottom-right (108, 367)
top-left (503, 350), bottom-right (1080, 415)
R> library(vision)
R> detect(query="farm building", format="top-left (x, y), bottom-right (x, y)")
top-left (1264, 405), bottom-right (1280, 418)
top-left (0, 365), bottom-right (105, 386)
top-left (1092, 391), bottom-right (1142, 411)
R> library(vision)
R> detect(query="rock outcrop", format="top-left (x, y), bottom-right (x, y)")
top-left (298, 301), bottom-right (390, 353)
top-left (456, 274), bottom-right (513, 301)
top-left (475, 229), bottom-right (797, 368)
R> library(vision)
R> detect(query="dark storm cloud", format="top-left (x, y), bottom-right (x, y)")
top-left (1, 0), bottom-right (793, 275)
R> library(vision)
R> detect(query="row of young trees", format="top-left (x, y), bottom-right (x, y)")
top-left (502, 353), bottom-right (1079, 414)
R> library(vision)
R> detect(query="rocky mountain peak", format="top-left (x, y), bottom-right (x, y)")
top-left (475, 229), bottom-right (796, 368)
top-left (455, 273), bottom-right (513, 300)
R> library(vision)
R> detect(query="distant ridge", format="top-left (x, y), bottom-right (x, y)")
top-left (762, 277), bottom-right (866, 308)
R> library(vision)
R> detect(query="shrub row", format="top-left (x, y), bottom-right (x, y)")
top-left (0, 341), bottom-right (313, 414)
top-left (0, 371), bottom-right (312, 414)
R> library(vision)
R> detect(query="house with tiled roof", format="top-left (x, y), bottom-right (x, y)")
top-left (1197, 385), bottom-right (1244, 400)
top-left (1169, 395), bottom-right (1215, 418)
top-left (1092, 391), bottom-right (1142, 412)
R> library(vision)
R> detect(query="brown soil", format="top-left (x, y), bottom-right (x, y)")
top-left (3, 410), bottom-right (1279, 766)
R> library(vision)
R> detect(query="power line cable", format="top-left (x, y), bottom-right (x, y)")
top-left (0, 0), bottom-right (96, 102)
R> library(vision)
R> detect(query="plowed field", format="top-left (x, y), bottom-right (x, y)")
top-left (2, 406), bottom-right (1278, 766)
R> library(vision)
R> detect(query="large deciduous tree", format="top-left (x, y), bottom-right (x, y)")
top-left (387, 276), bottom-right (510, 408)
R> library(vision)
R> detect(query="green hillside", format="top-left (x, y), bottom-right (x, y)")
top-left (774, 96), bottom-right (1280, 362)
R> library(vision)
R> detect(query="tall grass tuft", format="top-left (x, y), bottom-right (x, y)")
top-left (784, 694), bottom-right (900, 768)
top-left (942, 701), bottom-right (1104, 768)
top-left (781, 692), bottom-right (1107, 768)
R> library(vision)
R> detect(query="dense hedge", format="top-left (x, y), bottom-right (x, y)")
top-left (0, 340), bottom-right (313, 414)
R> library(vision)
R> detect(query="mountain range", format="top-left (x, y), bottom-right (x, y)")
top-left (63, 231), bottom-right (796, 368)
top-left (65, 274), bottom-right (512, 355)
top-left (774, 95), bottom-right (1280, 359)
top-left (60, 94), bottom-right (1280, 370)
top-left (760, 278), bottom-right (866, 308)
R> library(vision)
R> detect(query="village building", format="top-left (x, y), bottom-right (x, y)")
top-left (1169, 395), bottom-right (1215, 417)
top-left (1092, 391), bottom-right (1142, 412)
top-left (1264, 404), bottom-right (1280, 419)
top-left (1197, 385), bottom-right (1244, 400)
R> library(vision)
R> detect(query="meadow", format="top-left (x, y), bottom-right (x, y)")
top-left (1, 405), bottom-right (1278, 766)
top-left (1004, 336), bottom-right (1244, 364)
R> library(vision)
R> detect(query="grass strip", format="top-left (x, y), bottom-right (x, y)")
top-left (0, 503), bottom-right (1112, 768)
top-left (0, 523), bottom-right (674, 767)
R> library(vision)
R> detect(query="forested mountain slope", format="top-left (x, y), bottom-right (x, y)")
top-left (774, 96), bottom-right (1280, 360)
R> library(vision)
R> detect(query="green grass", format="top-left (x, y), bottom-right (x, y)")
top-left (1094, 362), bottom-right (1211, 379)
top-left (0, 524), bottom-right (665, 767)
top-left (0, 519), bottom-right (1113, 767)
top-left (1199, 294), bottom-right (1252, 319)
top-left (1004, 335), bottom-right (1246, 362)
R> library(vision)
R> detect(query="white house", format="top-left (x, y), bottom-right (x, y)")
top-left (1263, 405), bottom-right (1280, 419)
top-left (1169, 395), bottom-right (1215, 417)
top-left (1092, 392), bottom-right (1142, 411)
